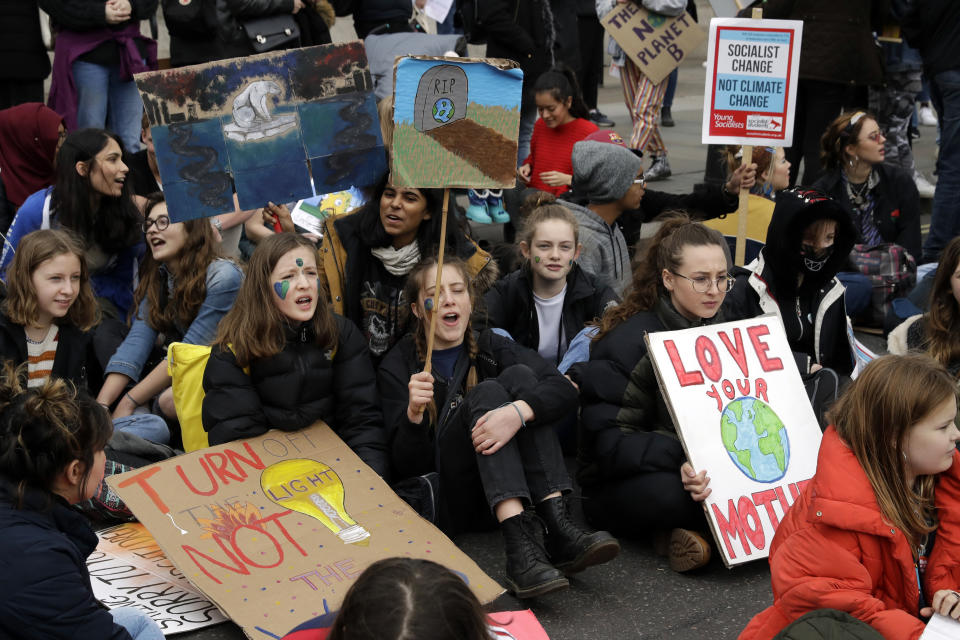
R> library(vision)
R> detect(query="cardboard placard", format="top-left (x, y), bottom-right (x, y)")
top-left (600, 3), bottom-right (705, 84)
top-left (701, 18), bottom-right (803, 146)
top-left (391, 56), bottom-right (522, 189)
top-left (107, 423), bottom-right (503, 639)
top-left (135, 42), bottom-right (386, 222)
top-left (646, 315), bottom-right (822, 567)
top-left (89, 523), bottom-right (228, 635)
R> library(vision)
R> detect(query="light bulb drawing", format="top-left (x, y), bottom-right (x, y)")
top-left (261, 459), bottom-right (370, 546)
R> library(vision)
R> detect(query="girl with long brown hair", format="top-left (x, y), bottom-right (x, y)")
top-left (201, 234), bottom-right (387, 477)
top-left (378, 255), bottom-right (618, 599)
top-left (569, 213), bottom-right (730, 573)
top-left (96, 193), bottom-right (242, 439)
top-left (741, 355), bottom-right (960, 638)
top-left (903, 236), bottom-right (960, 376)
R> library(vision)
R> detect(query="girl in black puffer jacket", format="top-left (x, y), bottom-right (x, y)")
top-left (201, 234), bottom-right (388, 479)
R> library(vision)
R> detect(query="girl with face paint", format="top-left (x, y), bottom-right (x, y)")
top-left (201, 234), bottom-right (389, 478)
top-left (724, 187), bottom-right (858, 379)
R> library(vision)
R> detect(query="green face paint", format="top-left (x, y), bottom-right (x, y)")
top-left (273, 281), bottom-right (290, 300)
top-left (534, 256), bottom-right (540, 263)
top-left (296, 258), bottom-right (303, 267)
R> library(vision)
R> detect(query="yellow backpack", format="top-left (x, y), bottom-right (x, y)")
top-left (167, 342), bottom-right (246, 453)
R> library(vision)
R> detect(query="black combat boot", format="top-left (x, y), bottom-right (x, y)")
top-left (535, 495), bottom-right (620, 574)
top-left (500, 511), bottom-right (569, 598)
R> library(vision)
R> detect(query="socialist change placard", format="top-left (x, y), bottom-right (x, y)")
top-left (701, 18), bottom-right (802, 147)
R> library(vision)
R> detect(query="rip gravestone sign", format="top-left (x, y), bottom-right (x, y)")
top-left (414, 64), bottom-right (468, 132)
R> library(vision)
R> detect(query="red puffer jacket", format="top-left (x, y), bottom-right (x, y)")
top-left (740, 427), bottom-right (960, 640)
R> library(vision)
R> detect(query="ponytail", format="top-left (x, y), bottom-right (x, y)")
top-left (533, 66), bottom-right (590, 120)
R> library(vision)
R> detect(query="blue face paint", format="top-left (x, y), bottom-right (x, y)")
top-left (273, 281), bottom-right (290, 300)
top-left (296, 258), bottom-right (303, 267)
top-left (424, 298), bottom-right (434, 311)
top-left (569, 259), bottom-right (573, 266)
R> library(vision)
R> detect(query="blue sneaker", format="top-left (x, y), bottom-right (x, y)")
top-left (465, 189), bottom-right (493, 223)
top-left (486, 189), bottom-right (510, 223)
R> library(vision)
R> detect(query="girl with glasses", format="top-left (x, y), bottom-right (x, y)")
top-left (0, 128), bottom-right (144, 319)
top-left (95, 193), bottom-right (242, 438)
top-left (814, 110), bottom-right (922, 317)
top-left (567, 213), bottom-right (730, 573)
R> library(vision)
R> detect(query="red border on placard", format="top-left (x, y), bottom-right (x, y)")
top-left (709, 26), bottom-right (796, 142)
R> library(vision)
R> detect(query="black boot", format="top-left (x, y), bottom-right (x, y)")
top-left (500, 511), bottom-right (569, 598)
top-left (536, 495), bottom-right (620, 574)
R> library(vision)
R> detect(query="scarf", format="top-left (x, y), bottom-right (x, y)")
top-left (842, 169), bottom-right (883, 247)
top-left (371, 241), bottom-right (421, 276)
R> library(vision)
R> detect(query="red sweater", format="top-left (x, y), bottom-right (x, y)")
top-left (523, 117), bottom-right (597, 195)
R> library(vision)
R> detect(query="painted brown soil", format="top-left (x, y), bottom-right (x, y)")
top-left (425, 119), bottom-right (516, 184)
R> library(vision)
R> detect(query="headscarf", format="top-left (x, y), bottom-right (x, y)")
top-left (0, 103), bottom-right (64, 207)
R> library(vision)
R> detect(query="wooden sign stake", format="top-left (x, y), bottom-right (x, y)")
top-left (734, 6), bottom-right (764, 267)
top-left (422, 187), bottom-right (450, 376)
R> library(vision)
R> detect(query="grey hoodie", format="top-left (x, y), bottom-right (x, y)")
top-left (561, 200), bottom-right (632, 297)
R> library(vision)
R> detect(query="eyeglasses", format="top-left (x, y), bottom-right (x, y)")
top-left (864, 130), bottom-right (885, 142)
top-left (142, 215), bottom-right (170, 234)
top-left (670, 271), bottom-right (735, 293)
top-left (634, 175), bottom-right (646, 188)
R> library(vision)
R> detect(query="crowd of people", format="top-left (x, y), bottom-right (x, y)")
top-left (1, 0), bottom-right (960, 639)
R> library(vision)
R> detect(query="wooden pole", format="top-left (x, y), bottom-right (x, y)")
top-left (422, 188), bottom-right (450, 376)
top-left (734, 7), bottom-right (764, 267)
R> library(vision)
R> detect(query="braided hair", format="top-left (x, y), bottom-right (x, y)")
top-left (403, 256), bottom-right (479, 426)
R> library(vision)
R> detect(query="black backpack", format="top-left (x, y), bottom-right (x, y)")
top-left (161, 0), bottom-right (213, 40)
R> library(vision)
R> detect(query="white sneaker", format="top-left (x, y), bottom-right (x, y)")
top-left (919, 105), bottom-right (938, 127)
top-left (915, 171), bottom-right (936, 199)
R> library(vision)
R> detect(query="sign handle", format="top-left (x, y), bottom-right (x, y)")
top-left (422, 188), bottom-right (450, 377)
top-left (733, 7), bottom-right (764, 267)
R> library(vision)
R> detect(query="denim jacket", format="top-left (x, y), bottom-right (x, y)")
top-left (105, 258), bottom-right (243, 381)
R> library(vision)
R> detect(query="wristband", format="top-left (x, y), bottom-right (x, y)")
top-left (498, 402), bottom-right (525, 428)
top-left (125, 391), bottom-right (140, 407)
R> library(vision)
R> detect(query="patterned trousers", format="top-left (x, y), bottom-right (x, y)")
top-left (620, 58), bottom-right (669, 155)
top-left (869, 69), bottom-right (923, 173)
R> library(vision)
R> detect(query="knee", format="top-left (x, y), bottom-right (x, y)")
top-left (158, 387), bottom-right (176, 419)
top-left (497, 364), bottom-right (538, 392)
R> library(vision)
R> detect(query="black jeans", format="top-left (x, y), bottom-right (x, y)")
top-left (576, 14), bottom-right (605, 110)
top-left (435, 365), bottom-right (572, 530)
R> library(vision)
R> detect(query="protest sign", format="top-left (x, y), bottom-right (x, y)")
top-left (107, 423), bottom-right (503, 639)
top-left (391, 56), bottom-right (522, 189)
top-left (135, 42), bottom-right (386, 222)
top-left (89, 523), bottom-right (227, 635)
top-left (600, 3), bottom-right (705, 84)
top-left (646, 315), bottom-right (823, 567)
top-left (701, 18), bottom-right (802, 146)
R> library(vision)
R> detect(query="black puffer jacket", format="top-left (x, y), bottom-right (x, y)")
top-left (480, 264), bottom-right (618, 364)
top-left (201, 314), bottom-right (388, 478)
top-left (813, 163), bottom-right (921, 259)
top-left (0, 311), bottom-right (101, 392)
top-left (0, 0), bottom-right (51, 82)
top-left (569, 298), bottom-right (724, 487)
top-left (723, 188), bottom-right (856, 376)
top-left (739, 0), bottom-right (888, 85)
top-left (378, 330), bottom-right (578, 481)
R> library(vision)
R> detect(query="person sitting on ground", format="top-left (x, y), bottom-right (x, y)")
top-left (96, 194), bottom-right (242, 439)
top-left (0, 228), bottom-right (169, 444)
top-left (889, 236), bottom-right (960, 377)
top-left (561, 134), bottom-right (755, 297)
top-left (516, 67), bottom-right (597, 198)
top-left (725, 187), bottom-right (856, 380)
top-left (740, 354), bottom-right (960, 639)
top-left (1, 128), bottom-right (144, 319)
top-left (704, 145), bottom-right (792, 264)
top-left (281, 557), bottom-right (497, 640)
top-left (0, 103), bottom-right (65, 235)
top-left (568, 214), bottom-right (727, 573)
top-left (378, 256), bottom-right (619, 598)
top-left (318, 173), bottom-right (497, 362)
top-left (813, 110), bottom-right (922, 317)
top-left (0, 371), bottom-right (164, 639)
top-left (482, 193), bottom-right (618, 368)
top-left (202, 234), bottom-right (388, 479)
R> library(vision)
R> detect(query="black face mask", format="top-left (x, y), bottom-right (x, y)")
top-left (800, 244), bottom-right (833, 273)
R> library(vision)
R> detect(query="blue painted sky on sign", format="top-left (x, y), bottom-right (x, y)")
top-left (394, 58), bottom-right (522, 125)
top-left (718, 29), bottom-right (791, 44)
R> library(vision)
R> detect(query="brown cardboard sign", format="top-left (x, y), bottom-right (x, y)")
top-left (107, 422), bottom-right (503, 639)
top-left (601, 3), bottom-right (705, 84)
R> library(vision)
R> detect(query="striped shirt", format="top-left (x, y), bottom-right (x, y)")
top-left (26, 324), bottom-right (59, 388)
